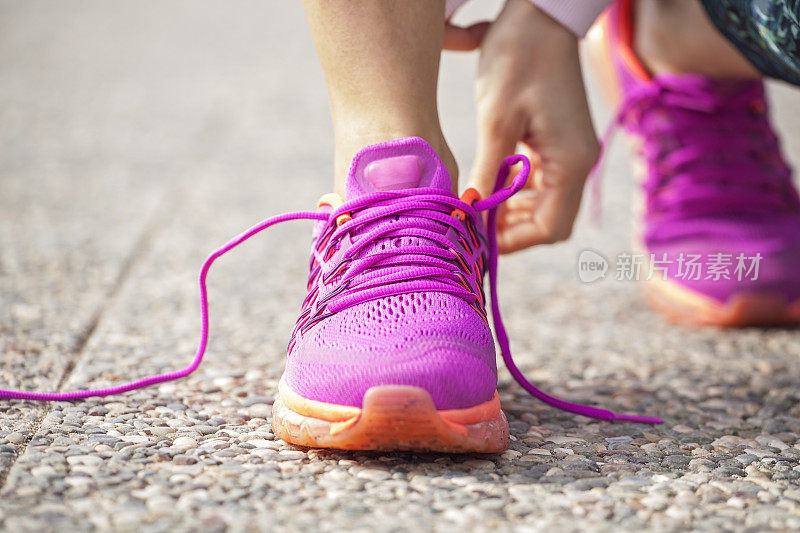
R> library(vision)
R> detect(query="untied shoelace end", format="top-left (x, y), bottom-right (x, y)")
top-left (486, 154), bottom-right (662, 425)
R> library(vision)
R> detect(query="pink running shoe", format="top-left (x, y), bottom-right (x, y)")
top-left (273, 138), bottom-right (508, 452)
top-left (271, 137), bottom-right (659, 452)
top-left (596, 0), bottom-right (800, 327)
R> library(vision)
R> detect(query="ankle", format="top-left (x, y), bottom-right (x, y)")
top-left (634, 0), bottom-right (759, 78)
top-left (334, 129), bottom-right (458, 195)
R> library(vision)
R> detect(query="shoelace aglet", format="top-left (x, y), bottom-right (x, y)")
top-left (566, 404), bottom-right (663, 424)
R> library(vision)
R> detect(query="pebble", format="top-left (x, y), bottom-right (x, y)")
top-left (549, 436), bottom-right (587, 445)
top-left (247, 439), bottom-right (280, 450)
top-left (247, 404), bottom-right (272, 419)
top-left (172, 437), bottom-right (198, 449)
top-left (606, 436), bottom-right (634, 450)
top-left (278, 450), bottom-right (306, 460)
top-left (463, 460), bottom-right (495, 470)
top-left (663, 455), bottom-right (692, 468)
top-left (784, 489), bottom-right (800, 502)
top-left (121, 435), bottom-right (148, 444)
top-left (528, 448), bottom-right (552, 456)
top-left (356, 469), bottom-right (391, 482)
top-left (5, 432), bottom-right (25, 444)
top-left (501, 450), bottom-right (522, 460)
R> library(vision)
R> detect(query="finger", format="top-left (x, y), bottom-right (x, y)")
top-left (497, 186), bottom-right (583, 253)
top-left (442, 22), bottom-right (491, 51)
top-left (504, 194), bottom-right (538, 210)
top-left (469, 115), bottom-right (521, 197)
top-left (497, 148), bottom-right (586, 253)
top-left (503, 209), bottom-right (535, 225)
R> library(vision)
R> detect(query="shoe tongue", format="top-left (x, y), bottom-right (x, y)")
top-left (344, 137), bottom-right (452, 201)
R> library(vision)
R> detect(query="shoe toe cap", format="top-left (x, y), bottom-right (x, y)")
top-left (285, 294), bottom-right (497, 410)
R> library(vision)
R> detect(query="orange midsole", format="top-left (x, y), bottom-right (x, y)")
top-left (278, 378), bottom-right (501, 426)
top-left (648, 274), bottom-right (800, 313)
top-left (647, 275), bottom-right (726, 312)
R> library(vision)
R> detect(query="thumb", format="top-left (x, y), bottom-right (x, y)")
top-left (469, 119), bottom-right (520, 197)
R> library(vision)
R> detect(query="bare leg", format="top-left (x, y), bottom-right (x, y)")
top-left (634, 0), bottom-right (760, 78)
top-left (301, 0), bottom-right (457, 194)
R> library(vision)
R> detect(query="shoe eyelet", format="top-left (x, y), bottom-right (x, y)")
top-left (749, 99), bottom-right (766, 115)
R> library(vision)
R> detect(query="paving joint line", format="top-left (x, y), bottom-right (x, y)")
top-left (0, 197), bottom-right (171, 493)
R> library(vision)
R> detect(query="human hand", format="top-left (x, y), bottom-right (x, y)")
top-left (444, 0), bottom-right (600, 253)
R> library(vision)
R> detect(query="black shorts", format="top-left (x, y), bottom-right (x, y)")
top-left (701, 0), bottom-right (800, 85)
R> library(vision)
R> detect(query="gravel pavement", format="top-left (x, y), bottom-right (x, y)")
top-left (2, 1), bottom-right (800, 531)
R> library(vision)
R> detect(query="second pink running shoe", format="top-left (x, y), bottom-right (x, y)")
top-left (596, 0), bottom-right (800, 327)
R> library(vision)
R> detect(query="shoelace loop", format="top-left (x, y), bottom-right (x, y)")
top-left (0, 155), bottom-right (662, 424)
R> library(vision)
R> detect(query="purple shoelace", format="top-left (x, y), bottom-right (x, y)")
top-left (0, 155), bottom-right (661, 424)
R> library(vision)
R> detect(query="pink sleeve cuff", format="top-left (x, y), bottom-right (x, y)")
top-left (530, 0), bottom-right (612, 36)
top-left (445, 0), bottom-right (466, 20)
top-left (445, 0), bottom-right (611, 37)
